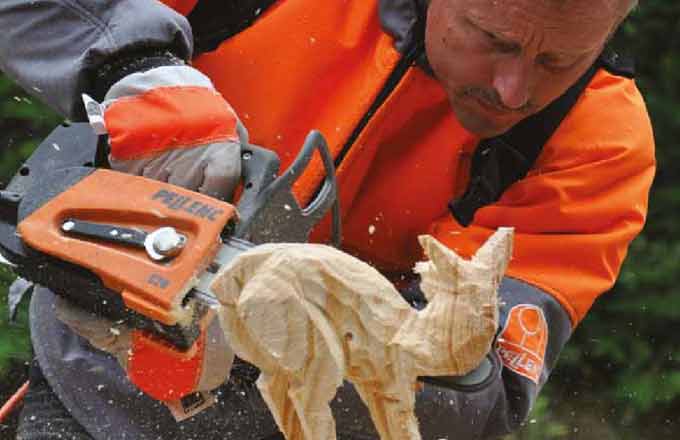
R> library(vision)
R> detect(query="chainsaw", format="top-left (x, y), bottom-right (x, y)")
top-left (0, 122), bottom-right (340, 352)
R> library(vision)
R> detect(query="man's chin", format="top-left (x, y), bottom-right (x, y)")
top-left (450, 96), bottom-right (532, 138)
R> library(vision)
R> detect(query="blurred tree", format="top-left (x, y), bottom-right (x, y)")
top-left (0, 75), bottom-right (59, 370)
top-left (0, 74), bottom-right (59, 436)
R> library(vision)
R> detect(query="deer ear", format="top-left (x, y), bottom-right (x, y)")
top-left (417, 235), bottom-right (461, 275)
top-left (472, 227), bottom-right (514, 278)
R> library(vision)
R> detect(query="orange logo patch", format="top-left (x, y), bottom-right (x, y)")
top-left (497, 304), bottom-right (548, 384)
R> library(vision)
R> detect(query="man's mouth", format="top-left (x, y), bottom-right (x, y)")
top-left (470, 94), bottom-right (509, 116)
top-left (458, 88), bottom-right (532, 118)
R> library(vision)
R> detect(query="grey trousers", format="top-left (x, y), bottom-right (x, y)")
top-left (15, 360), bottom-right (365, 440)
top-left (16, 360), bottom-right (291, 440)
top-left (16, 360), bottom-right (92, 440)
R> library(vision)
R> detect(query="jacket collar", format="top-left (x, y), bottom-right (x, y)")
top-left (379, 0), bottom-right (428, 53)
top-left (379, 0), bottom-right (433, 74)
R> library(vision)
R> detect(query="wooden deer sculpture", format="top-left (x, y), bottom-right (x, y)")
top-left (211, 227), bottom-right (513, 440)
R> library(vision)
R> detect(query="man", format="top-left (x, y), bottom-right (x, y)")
top-left (0, 0), bottom-right (654, 439)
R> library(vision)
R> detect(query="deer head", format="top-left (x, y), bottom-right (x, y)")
top-left (394, 228), bottom-right (514, 376)
top-left (415, 227), bottom-right (513, 303)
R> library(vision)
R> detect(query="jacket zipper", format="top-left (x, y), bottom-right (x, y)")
top-left (334, 40), bottom-right (425, 168)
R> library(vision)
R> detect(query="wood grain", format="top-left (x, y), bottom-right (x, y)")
top-left (211, 228), bottom-right (513, 439)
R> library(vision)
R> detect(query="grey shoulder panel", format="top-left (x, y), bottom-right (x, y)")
top-left (378, 0), bottom-right (422, 52)
top-left (378, 0), bottom-right (429, 53)
top-left (378, 0), bottom-right (433, 73)
top-left (0, 0), bottom-right (193, 119)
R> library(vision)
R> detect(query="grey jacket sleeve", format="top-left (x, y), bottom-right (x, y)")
top-left (333, 276), bottom-right (574, 439)
top-left (0, 0), bottom-right (193, 119)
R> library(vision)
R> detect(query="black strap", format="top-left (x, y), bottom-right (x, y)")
top-left (449, 52), bottom-right (633, 227)
top-left (188, 0), bottom-right (278, 54)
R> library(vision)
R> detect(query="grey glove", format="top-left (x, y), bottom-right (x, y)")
top-left (84, 64), bottom-right (246, 201)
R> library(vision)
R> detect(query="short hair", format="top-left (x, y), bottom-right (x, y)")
top-left (550, 0), bottom-right (637, 11)
top-left (549, 0), bottom-right (638, 19)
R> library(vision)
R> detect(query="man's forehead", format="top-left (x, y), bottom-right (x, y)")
top-left (447, 0), bottom-right (630, 12)
top-left (458, 0), bottom-right (622, 52)
top-left (454, 0), bottom-right (626, 25)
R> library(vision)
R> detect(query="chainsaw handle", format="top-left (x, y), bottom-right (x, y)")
top-left (234, 130), bottom-right (341, 246)
top-left (265, 130), bottom-right (341, 245)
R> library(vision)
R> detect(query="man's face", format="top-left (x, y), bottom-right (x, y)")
top-left (425, 0), bottom-right (623, 137)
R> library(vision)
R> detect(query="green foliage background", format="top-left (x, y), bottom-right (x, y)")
top-left (0, 3), bottom-right (678, 438)
top-left (0, 79), bottom-right (61, 369)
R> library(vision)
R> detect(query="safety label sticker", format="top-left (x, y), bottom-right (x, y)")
top-left (497, 304), bottom-right (548, 384)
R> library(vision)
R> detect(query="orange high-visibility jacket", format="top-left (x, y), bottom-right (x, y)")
top-left (162, 0), bottom-right (656, 327)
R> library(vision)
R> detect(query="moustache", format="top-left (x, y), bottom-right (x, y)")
top-left (458, 87), bottom-right (535, 115)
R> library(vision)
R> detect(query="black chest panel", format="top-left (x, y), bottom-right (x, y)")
top-left (449, 51), bottom-right (634, 227)
top-left (188, 0), bottom-right (278, 54)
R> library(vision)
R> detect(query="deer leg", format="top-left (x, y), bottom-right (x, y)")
top-left (350, 374), bottom-right (421, 440)
top-left (258, 330), bottom-right (343, 440)
top-left (285, 335), bottom-right (343, 440)
top-left (257, 370), bottom-right (307, 440)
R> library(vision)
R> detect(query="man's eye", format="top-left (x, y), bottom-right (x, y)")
top-left (483, 31), bottom-right (517, 53)
top-left (483, 30), bottom-right (500, 41)
top-left (537, 54), bottom-right (577, 72)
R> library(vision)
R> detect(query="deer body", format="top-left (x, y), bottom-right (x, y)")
top-left (211, 228), bottom-right (513, 440)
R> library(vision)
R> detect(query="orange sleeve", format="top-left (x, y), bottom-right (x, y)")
top-left (428, 70), bottom-right (656, 326)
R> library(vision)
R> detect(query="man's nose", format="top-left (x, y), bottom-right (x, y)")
top-left (492, 56), bottom-right (532, 110)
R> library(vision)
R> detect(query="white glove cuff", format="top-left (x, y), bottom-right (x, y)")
top-left (105, 65), bottom-right (216, 101)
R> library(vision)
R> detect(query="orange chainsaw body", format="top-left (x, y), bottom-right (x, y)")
top-left (17, 169), bottom-right (236, 326)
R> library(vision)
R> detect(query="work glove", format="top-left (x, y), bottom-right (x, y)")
top-left (83, 64), bottom-right (246, 201)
